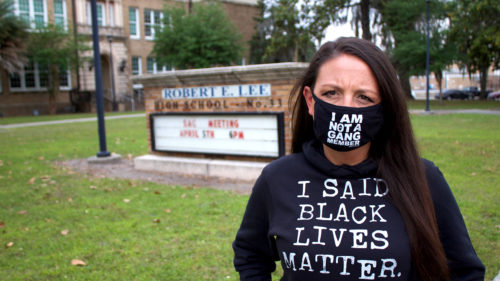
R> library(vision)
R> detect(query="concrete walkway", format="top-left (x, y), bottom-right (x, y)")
top-left (409, 109), bottom-right (500, 115)
top-left (0, 113), bottom-right (145, 129)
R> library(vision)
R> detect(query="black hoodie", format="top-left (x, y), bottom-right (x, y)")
top-left (233, 140), bottom-right (484, 281)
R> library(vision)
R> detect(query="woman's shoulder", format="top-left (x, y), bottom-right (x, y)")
top-left (421, 158), bottom-right (447, 181)
top-left (421, 158), bottom-right (455, 203)
top-left (261, 152), bottom-right (308, 176)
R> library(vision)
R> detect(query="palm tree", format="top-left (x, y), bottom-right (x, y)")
top-left (0, 0), bottom-right (28, 72)
top-left (0, 0), bottom-right (28, 94)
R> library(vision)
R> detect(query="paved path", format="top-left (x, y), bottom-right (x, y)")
top-left (61, 158), bottom-right (255, 194)
top-left (0, 113), bottom-right (145, 129)
top-left (409, 109), bottom-right (500, 115)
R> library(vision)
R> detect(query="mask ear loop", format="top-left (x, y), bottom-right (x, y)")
top-left (310, 90), bottom-right (321, 102)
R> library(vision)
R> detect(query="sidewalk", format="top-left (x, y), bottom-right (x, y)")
top-left (409, 109), bottom-right (500, 115)
top-left (0, 113), bottom-right (145, 129)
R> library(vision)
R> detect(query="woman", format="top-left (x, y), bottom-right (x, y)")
top-left (232, 37), bottom-right (484, 281)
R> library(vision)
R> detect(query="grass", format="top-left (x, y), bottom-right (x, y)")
top-left (0, 117), bottom-right (247, 280)
top-left (0, 111), bottom-right (145, 125)
top-left (412, 114), bottom-right (499, 280)
top-left (0, 114), bottom-right (499, 280)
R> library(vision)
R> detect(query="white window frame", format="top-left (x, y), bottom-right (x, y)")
top-left (97, 2), bottom-right (105, 26)
top-left (58, 67), bottom-right (71, 90)
top-left (146, 57), bottom-right (175, 74)
top-left (160, 60), bottom-right (175, 72)
top-left (128, 7), bottom-right (140, 39)
top-left (144, 9), bottom-right (163, 40)
top-left (14, 0), bottom-right (48, 29)
top-left (86, 1), bottom-right (90, 24)
top-left (9, 61), bottom-right (71, 92)
top-left (131, 56), bottom-right (142, 76)
top-left (53, 0), bottom-right (67, 30)
top-left (146, 57), bottom-right (155, 74)
top-left (86, 1), bottom-right (106, 26)
top-left (108, 2), bottom-right (114, 27)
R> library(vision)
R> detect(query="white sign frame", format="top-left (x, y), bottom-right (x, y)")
top-left (150, 112), bottom-right (285, 158)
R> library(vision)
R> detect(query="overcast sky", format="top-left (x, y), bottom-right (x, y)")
top-left (323, 23), bottom-right (356, 43)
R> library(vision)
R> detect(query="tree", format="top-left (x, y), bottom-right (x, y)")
top-left (448, 0), bottom-right (500, 98)
top-left (249, 0), bottom-right (320, 64)
top-left (248, 0), bottom-right (268, 64)
top-left (27, 24), bottom-right (89, 114)
top-left (430, 33), bottom-right (457, 100)
top-left (313, 0), bottom-right (383, 42)
top-left (0, 0), bottom-right (28, 71)
top-left (152, 1), bottom-right (244, 69)
top-left (0, 0), bottom-right (28, 93)
top-left (377, 0), bottom-right (426, 98)
top-left (377, 0), bottom-right (455, 99)
top-left (264, 0), bottom-right (312, 62)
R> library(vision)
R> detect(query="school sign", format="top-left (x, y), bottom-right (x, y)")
top-left (132, 63), bottom-right (308, 179)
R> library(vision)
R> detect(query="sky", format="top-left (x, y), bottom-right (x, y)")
top-left (323, 23), bottom-right (355, 43)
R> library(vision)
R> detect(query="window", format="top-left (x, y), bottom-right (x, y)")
top-left (108, 3), bottom-right (114, 27)
top-left (15, 0), bottom-right (48, 29)
top-left (144, 9), bottom-right (163, 40)
top-left (10, 73), bottom-right (21, 88)
top-left (59, 66), bottom-right (70, 87)
top-left (147, 57), bottom-right (155, 74)
top-left (32, 0), bottom-right (45, 28)
top-left (53, 0), bottom-right (67, 29)
top-left (24, 61), bottom-right (36, 88)
top-left (164, 63), bottom-right (174, 71)
top-left (9, 59), bottom-right (70, 91)
top-left (129, 7), bottom-right (139, 39)
top-left (146, 57), bottom-right (174, 74)
top-left (18, 0), bottom-right (30, 23)
top-left (85, 1), bottom-right (90, 24)
top-left (131, 56), bottom-right (142, 75)
top-left (86, 1), bottom-right (105, 26)
top-left (96, 2), bottom-right (105, 26)
top-left (39, 63), bottom-right (49, 87)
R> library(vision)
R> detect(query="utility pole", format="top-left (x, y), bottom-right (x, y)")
top-left (90, 0), bottom-right (110, 157)
top-left (425, 0), bottom-right (431, 112)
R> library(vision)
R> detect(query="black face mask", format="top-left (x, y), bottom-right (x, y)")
top-left (312, 93), bottom-right (384, 152)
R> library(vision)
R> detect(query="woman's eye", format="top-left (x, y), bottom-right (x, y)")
top-left (322, 90), bottom-right (338, 97)
top-left (359, 95), bottom-right (374, 103)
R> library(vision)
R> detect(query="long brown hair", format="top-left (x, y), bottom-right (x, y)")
top-left (289, 37), bottom-right (449, 281)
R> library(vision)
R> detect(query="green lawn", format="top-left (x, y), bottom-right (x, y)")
top-left (0, 114), bottom-right (498, 280)
top-left (0, 111), bottom-right (145, 125)
top-left (412, 114), bottom-right (499, 280)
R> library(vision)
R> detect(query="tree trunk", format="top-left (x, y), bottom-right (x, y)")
top-left (399, 71), bottom-right (412, 99)
top-left (0, 66), bottom-right (10, 95)
top-left (479, 67), bottom-right (488, 99)
top-left (48, 92), bottom-right (57, 115)
top-left (293, 41), bottom-right (299, 62)
top-left (393, 60), bottom-right (412, 99)
top-left (186, 0), bottom-right (193, 15)
top-left (434, 70), bottom-right (443, 105)
top-left (360, 0), bottom-right (372, 41)
top-left (48, 64), bottom-right (60, 115)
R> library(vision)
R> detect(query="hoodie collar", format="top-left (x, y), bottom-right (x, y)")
top-left (302, 139), bottom-right (379, 179)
